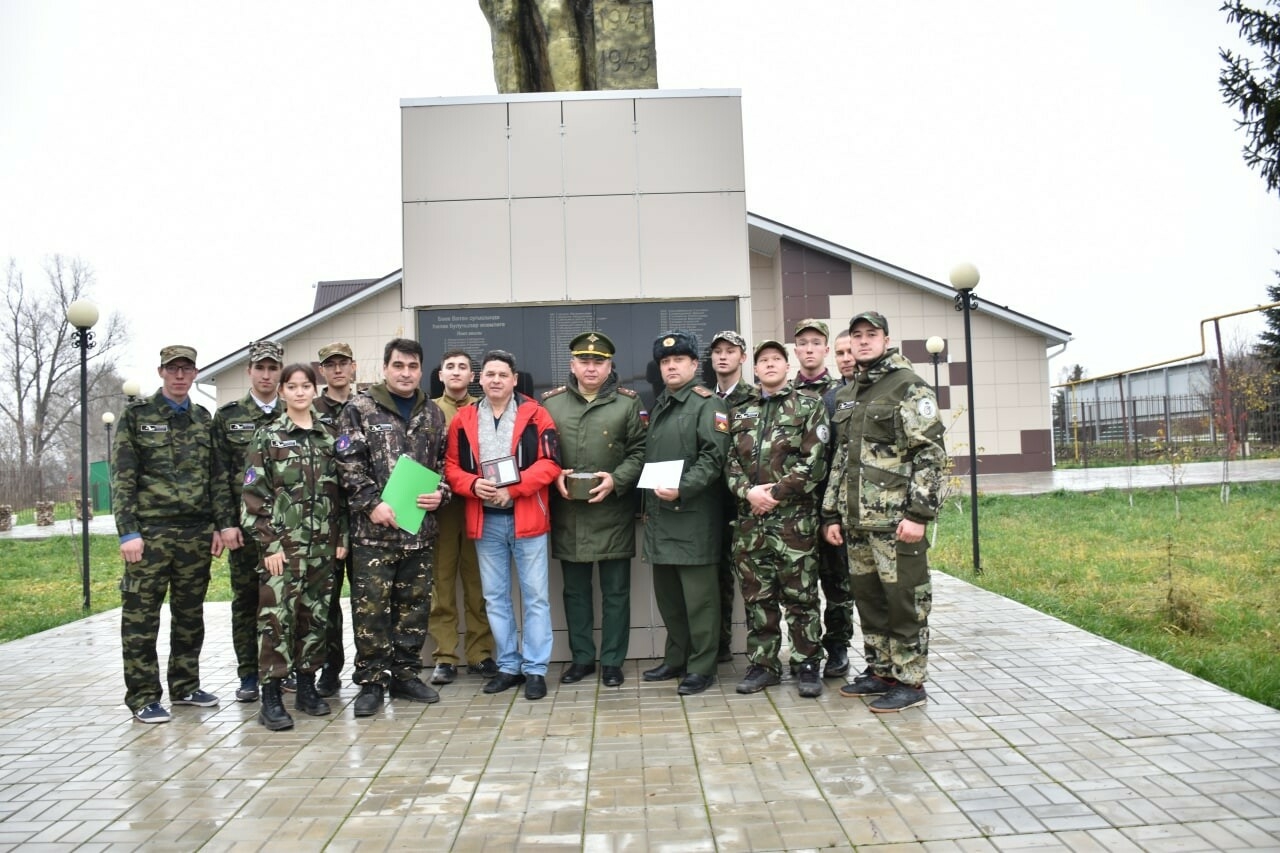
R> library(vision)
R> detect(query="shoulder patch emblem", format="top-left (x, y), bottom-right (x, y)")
top-left (336, 435), bottom-right (351, 452)
top-left (714, 411), bottom-right (729, 432)
top-left (817, 424), bottom-right (830, 444)
top-left (917, 398), bottom-right (938, 420)
top-left (243, 469), bottom-right (256, 485)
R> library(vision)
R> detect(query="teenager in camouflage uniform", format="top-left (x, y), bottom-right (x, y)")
top-left (337, 338), bottom-right (450, 717)
top-left (726, 340), bottom-right (830, 698)
top-left (707, 330), bottom-right (753, 662)
top-left (212, 339), bottom-right (285, 703)
top-left (822, 311), bottom-right (946, 713)
top-left (312, 341), bottom-right (357, 697)
top-left (241, 364), bottom-right (348, 730)
top-left (640, 331), bottom-right (730, 697)
top-left (113, 345), bottom-right (227, 723)
top-left (793, 318), bottom-right (855, 679)
top-left (542, 331), bottom-right (647, 688)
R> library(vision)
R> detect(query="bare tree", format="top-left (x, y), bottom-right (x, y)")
top-left (0, 255), bottom-right (127, 503)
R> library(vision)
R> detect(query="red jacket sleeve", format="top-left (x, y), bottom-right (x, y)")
top-left (444, 410), bottom-right (482, 498)
top-left (506, 401), bottom-right (562, 498)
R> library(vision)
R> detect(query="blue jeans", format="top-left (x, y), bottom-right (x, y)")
top-left (474, 513), bottom-right (552, 677)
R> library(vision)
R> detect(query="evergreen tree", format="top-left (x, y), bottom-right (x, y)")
top-left (1220, 1), bottom-right (1280, 193)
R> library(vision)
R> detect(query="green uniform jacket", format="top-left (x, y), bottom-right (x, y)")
top-left (822, 349), bottom-right (946, 531)
top-left (240, 409), bottom-right (349, 561)
top-left (112, 392), bottom-right (223, 535)
top-left (541, 372), bottom-right (647, 562)
top-left (641, 379), bottom-right (730, 565)
top-left (212, 393), bottom-right (284, 530)
top-left (725, 381), bottom-right (829, 511)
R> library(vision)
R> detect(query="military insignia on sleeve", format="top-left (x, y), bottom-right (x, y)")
top-left (917, 398), bottom-right (938, 419)
top-left (817, 424), bottom-right (830, 443)
top-left (714, 411), bottom-right (729, 433)
top-left (244, 469), bottom-right (256, 485)
top-left (336, 435), bottom-right (351, 452)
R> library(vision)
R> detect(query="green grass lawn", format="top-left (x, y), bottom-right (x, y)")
top-left (931, 481), bottom-right (1280, 709)
top-left (0, 537), bottom-right (231, 642)
top-left (2, 482), bottom-right (1278, 709)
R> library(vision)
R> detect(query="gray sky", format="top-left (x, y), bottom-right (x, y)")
top-left (3, 1), bottom-right (1279, 396)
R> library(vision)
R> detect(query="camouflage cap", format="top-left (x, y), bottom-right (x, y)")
top-left (849, 311), bottom-right (889, 334)
top-left (753, 339), bottom-right (789, 362)
top-left (793, 318), bottom-right (829, 340)
top-left (570, 331), bottom-right (615, 359)
top-left (247, 339), bottom-right (284, 364)
top-left (709, 330), bottom-right (747, 352)
top-left (652, 330), bottom-right (699, 362)
top-left (159, 344), bottom-right (197, 366)
top-left (318, 342), bottom-right (354, 362)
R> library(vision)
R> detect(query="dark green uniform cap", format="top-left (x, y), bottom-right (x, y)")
top-left (570, 331), bottom-right (615, 359)
top-left (849, 311), bottom-right (889, 334)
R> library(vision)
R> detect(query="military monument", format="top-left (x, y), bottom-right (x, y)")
top-left (479, 0), bottom-right (657, 92)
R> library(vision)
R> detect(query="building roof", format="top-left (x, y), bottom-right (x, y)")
top-left (746, 213), bottom-right (1072, 346)
top-left (201, 214), bottom-right (1072, 383)
top-left (313, 278), bottom-right (378, 312)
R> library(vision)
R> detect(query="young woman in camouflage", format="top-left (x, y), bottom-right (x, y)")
top-left (241, 364), bottom-right (349, 730)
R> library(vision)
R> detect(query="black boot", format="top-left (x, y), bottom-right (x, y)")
top-left (259, 679), bottom-right (294, 731)
top-left (295, 671), bottom-right (331, 716)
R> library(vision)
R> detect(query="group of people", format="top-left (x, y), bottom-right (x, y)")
top-left (112, 309), bottom-right (945, 728)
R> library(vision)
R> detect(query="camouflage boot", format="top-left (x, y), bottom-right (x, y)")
top-left (294, 672), bottom-right (331, 717)
top-left (259, 679), bottom-right (294, 731)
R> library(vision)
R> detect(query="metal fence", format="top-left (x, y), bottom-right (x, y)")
top-left (1053, 391), bottom-right (1280, 457)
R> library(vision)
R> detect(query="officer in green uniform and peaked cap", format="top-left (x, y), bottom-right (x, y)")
top-left (542, 331), bottom-right (647, 688)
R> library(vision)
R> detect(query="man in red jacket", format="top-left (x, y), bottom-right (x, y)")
top-left (445, 350), bottom-right (562, 701)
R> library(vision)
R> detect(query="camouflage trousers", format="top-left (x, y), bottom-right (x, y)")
top-left (321, 552), bottom-right (353, 672)
top-left (818, 538), bottom-right (854, 651)
top-left (228, 535), bottom-right (263, 678)
top-left (350, 543), bottom-right (434, 686)
top-left (846, 529), bottom-right (932, 686)
top-left (119, 523), bottom-right (213, 712)
top-left (258, 553), bottom-right (336, 680)
top-left (732, 509), bottom-right (822, 670)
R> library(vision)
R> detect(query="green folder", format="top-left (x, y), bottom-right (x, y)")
top-left (380, 454), bottom-right (443, 534)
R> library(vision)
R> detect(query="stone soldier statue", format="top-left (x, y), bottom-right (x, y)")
top-left (726, 340), bottom-right (830, 698)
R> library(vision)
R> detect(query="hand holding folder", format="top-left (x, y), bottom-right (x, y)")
top-left (380, 454), bottom-right (443, 534)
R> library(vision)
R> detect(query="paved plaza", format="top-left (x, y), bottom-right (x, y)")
top-left (1, 572), bottom-right (1278, 851)
top-left (2, 460), bottom-right (1279, 850)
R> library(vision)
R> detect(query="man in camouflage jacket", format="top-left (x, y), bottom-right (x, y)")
top-left (822, 312), bottom-right (946, 713)
top-left (113, 345), bottom-right (227, 723)
top-left (336, 338), bottom-right (450, 716)
top-left (211, 339), bottom-right (284, 703)
top-left (726, 340), bottom-right (830, 699)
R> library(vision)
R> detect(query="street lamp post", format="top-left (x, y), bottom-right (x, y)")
top-left (925, 335), bottom-right (945, 396)
top-left (122, 379), bottom-right (141, 401)
top-left (67, 299), bottom-right (100, 610)
top-left (102, 411), bottom-right (115, 471)
top-left (950, 263), bottom-right (981, 574)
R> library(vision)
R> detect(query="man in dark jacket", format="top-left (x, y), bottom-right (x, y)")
top-left (641, 330), bottom-right (730, 696)
top-left (542, 331), bottom-right (647, 687)
top-left (336, 338), bottom-right (450, 717)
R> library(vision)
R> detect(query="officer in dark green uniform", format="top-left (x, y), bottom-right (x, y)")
top-left (542, 331), bottom-right (647, 687)
top-left (640, 330), bottom-right (730, 696)
top-left (212, 339), bottom-right (284, 703)
top-left (114, 345), bottom-right (227, 723)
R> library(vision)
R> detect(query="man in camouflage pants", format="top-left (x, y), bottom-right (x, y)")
top-left (337, 338), bottom-right (450, 717)
top-left (823, 311), bottom-right (946, 713)
top-left (726, 339), bottom-right (830, 698)
top-left (113, 345), bottom-right (227, 723)
top-left (212, 339), bottom-right (285, 703)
